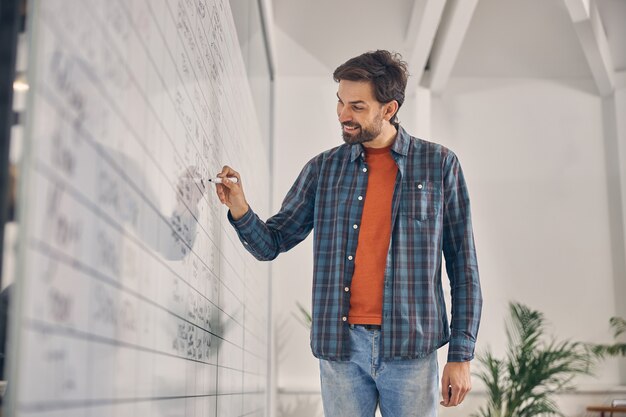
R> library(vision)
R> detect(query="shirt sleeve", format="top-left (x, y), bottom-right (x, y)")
top-left (228, 157), bottom-right (319, 261)
top-left (441, 151), bottom-right (483, 362)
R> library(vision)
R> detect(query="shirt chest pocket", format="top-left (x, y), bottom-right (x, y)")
top-left (400, 181), bottom-right (441, 221)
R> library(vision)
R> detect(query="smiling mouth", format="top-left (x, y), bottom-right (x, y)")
top-left (343, 125), bottom-right (360, 133)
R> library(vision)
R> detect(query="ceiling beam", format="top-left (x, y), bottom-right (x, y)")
top-left (258, 0), bottom-right (278, 79)
top-left (403, 0), bottom-right (447, 91)
top-left (563, 0), bottom-right (614, 96)
top-left (422, 0), bottom-right (479, 94)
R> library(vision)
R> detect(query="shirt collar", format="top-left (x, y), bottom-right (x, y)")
top-left (349, 125), bottom-right (410, 162)
top-left (391, 125), bottom-right (410, 156)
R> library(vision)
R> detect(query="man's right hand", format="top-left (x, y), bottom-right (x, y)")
top-left (215, 165), bottom-right (249, 220)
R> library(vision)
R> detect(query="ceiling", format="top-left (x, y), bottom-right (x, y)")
top-left (272, 0), bottom-right (625, 92)
top-left (451, 0), bottom-right (591, 78)
top-left (272, 0), bottom-right (416, 75)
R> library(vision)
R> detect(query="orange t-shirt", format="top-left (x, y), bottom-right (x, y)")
top-left (348, 144), bottom-right (398, 325)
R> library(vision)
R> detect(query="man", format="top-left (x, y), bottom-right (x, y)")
top-left (215, 50), bottom-right (482, 416)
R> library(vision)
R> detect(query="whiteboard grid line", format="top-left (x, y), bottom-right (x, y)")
top-left (33, 73), bottom-right (250, 324)
top-left (30, 151), bottom-right (247, 338)
top-left (127, 0), bottom-right (272, 318)
top-left (130, 0), bottom-right (270, 295)
top-left (40, 7), bottom-right (252, 300)
top-left (18, 390), bottom-right (266, 413)
top-left (129, 0), bottom-right (265, 291)
top-left (238, 408), bottom-right (265, 417)
top-left (24, 317), bottom-right (266, 376)
top-left (31, 154), bottom-right (269, 345)
top-left (88, 0), bottom-right (230, 213)
top-left (34, 101), bottom-right (264, 348)
top-left (28, 234), bottom-right (268, 362)
top-left (42, 2), bottom-right (267, 313)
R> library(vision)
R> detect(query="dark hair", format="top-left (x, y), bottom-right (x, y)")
top-left (333, 50), bottom-right (409, 126)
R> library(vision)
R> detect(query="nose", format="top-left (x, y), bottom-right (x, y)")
top-left (338, 106), bottom-right (352, 124)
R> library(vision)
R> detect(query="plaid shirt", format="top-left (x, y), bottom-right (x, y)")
top-left (229, 127), bottom-right (482, 362)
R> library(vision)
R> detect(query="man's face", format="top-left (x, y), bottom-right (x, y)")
top-left (336, 80), bottom-right (385, 145)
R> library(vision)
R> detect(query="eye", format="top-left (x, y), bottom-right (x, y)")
top-left (353, 106), bottom-right (364, 111)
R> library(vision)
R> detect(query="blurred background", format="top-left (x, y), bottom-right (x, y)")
top-left (264, 0), bottom-right (626, 416)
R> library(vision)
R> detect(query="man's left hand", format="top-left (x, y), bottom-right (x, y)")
top-left (440, 361), bottom-right (471, 407)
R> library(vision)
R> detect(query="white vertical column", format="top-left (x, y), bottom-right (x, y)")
top-left (612, 72), bottom-right (626, 383)
top-left (414, 86), bottom-right (431, 140)
top-left (615, 76), bottom-right (626, 313)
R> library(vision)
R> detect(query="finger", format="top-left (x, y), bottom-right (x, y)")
top-left (215, 184), bottom-right (226, 204)
top-left (220, 177), bottom-right (239, 190)
top-left (219, 166), bottom-right (243, 185)
top-left (220, 165), bottom-right (240, 178)
top-left (449, 385), bottom-right (462, 407)
top-left (458, 391), bottom-right (467, 406)
top-left (440, 373), bottom-right (449, 404)
top-left (458, 385), bottom-right (467, 404)
top-left (459, 386), bottom-right (470, 405)
top-left (440, 384), bottom-right (449, 406)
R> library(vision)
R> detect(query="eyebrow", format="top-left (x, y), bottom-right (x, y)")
top-left (336, 93), bottom-right (367, 105)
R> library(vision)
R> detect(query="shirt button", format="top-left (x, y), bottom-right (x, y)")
top-left (342, 316), bottom-right (347, 322)
top-left (353, 224), bottom-right (358, 229)
top-left (358, 196), bottom-right (363, 201)
top-left (344, 287), bottom-right (350, 292)
top-left (362, 168), bottom-right (367, 173)
top-left (417, 183), bottom-right (423, 190)
top-left (347, 255), bottom-right (353, 261)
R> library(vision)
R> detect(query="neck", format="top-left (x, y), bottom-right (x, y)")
top-left (363, 123), bottom-right (398, 149)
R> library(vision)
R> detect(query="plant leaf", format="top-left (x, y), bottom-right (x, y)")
top-left (474, 302), bottom-right (594, 417)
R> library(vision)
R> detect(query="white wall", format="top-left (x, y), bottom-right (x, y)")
top-left (432, 77), bottom-right (623, 386)
top-left (272, 74), bottom-right (333, 393)
top-left (272, 77), bottom-right (626, 415)
top-left (270, 27), bottom-right (626, 417)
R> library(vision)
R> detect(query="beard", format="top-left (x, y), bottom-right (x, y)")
top-left (341, 114), bottom-right (383, 145)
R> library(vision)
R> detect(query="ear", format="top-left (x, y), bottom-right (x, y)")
top-left (383, 100), bottom-right (399, 122)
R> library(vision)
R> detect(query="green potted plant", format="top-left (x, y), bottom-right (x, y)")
top-left (294, 301), bottom-right (312, 330)
top-left (590, 316), bottom-right (626, 358)
top-left (473, 302), bottom-right (594, 417)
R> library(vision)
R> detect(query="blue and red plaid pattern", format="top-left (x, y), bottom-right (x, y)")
top-left (229, 127), bottom-right (482, 362)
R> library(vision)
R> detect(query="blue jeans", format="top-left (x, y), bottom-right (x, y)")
top-left (319, 325), bottom-right (439, 417)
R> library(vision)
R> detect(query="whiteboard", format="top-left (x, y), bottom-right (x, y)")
top-left (8, 0), bottom-right (270, 416)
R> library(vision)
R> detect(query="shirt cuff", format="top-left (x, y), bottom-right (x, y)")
top-left (447, 333), bottom-right (476, 362)
top-left (227, 207), bottom-right (258, 248)
top-left (228, 207), bottom-right (254, 230)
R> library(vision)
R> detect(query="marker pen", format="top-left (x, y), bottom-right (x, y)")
top-left (192, 177), bottom-right (238, 187)
top-left (207, 177), bottom-right (238, 184)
